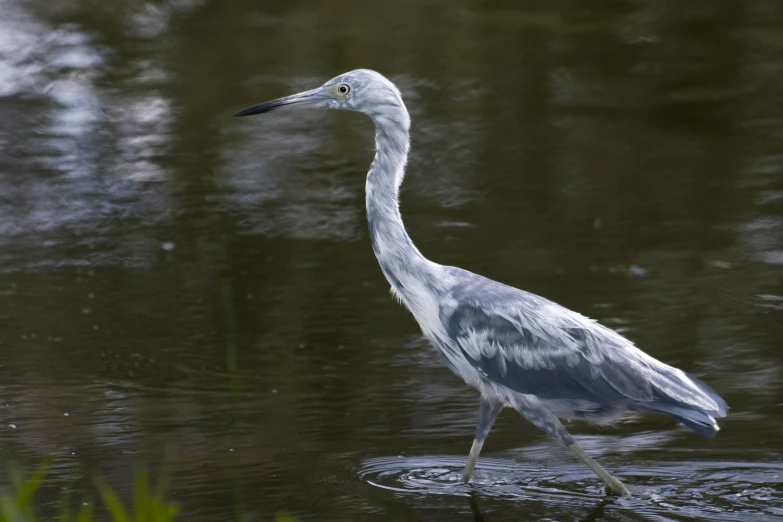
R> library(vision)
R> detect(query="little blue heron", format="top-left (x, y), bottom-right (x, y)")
top-left (233, 69), bottom-right (728, 496)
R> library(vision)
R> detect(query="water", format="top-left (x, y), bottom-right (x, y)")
top-left (0, 0), bottom-right (782, 520)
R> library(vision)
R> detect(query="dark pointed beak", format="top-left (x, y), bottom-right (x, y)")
top-left (232, 87), bottom-right (327, 117)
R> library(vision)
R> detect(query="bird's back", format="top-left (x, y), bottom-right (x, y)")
top-left (422, 265), bottom-right (728, 436)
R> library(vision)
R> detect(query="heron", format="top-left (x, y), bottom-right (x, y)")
top-left (233, 69), bottom-right (728, 496)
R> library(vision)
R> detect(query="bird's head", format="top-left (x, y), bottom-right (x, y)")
top-left (233, 69), bottom-right (407, 124)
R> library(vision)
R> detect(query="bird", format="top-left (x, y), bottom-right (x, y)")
top-left (233, 69), bottom-right (728, 496)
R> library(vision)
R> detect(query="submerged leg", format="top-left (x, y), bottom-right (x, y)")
top-left (463, 396), bottom-right (504, 483)
top-left (510, 398), bottom-right (630, 496)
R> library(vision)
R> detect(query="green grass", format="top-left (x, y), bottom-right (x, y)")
top-left (0, 458), bottom-right (300, 521)
top-left (94, 467), bottom-right (178, 522)
top-left (0, 457), bottom-right (178, 522)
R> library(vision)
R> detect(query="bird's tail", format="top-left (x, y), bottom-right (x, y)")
top-left (641, 371), bottom-right (728, 438)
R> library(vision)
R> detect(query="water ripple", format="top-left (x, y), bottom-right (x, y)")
top-left (357, 455), bottom-right (783, 520)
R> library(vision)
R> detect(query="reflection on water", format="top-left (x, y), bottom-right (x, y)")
top-left (355, 454), bottom-right (783, 520)
top-left (0, 0), bottom-right (782, 520)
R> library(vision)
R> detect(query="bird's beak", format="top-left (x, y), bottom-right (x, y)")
top-left (232, 87), bottom-right (328, 117)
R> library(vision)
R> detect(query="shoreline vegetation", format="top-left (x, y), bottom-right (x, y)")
top-left (0, 457), bottom-right (296, 522)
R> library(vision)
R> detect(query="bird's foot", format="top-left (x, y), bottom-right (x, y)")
top-left (603, 476), bottom-right (630, 497)
top-left (567, 441), bottom-right (631, 497)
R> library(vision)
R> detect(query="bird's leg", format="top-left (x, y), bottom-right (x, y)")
top-left (511, 399), bottom-right (630, 496)
top-left (567, 441), bottom-right (629, 497)
top-left (463, 396), bottom-right (504, 483)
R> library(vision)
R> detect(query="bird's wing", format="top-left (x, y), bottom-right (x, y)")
top-left (439, 269), bottom-right (725, 415)
top-left (442, 299), bottom-right (654, 404)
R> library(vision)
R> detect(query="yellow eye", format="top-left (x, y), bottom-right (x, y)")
top-left (337, 83), bottom-right (351, 95)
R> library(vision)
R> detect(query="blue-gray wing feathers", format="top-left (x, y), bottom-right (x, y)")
top-left (439, 268), bottom-right (728, 437)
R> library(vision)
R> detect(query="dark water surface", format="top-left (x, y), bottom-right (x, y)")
top-left (1, 0), bottom-right (782, 520)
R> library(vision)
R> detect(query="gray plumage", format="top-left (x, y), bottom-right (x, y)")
top-left (233, 69), bottom-right (728, 496)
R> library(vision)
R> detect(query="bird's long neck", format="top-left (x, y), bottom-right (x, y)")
top-left (366, 102), bottom-right (436, 303)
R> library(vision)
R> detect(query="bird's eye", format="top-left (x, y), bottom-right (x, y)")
top-left (337, 83), bottom-right (351, 95)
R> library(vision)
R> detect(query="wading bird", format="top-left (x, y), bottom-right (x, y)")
top-left (233, 70), bottom-right (728, 496)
